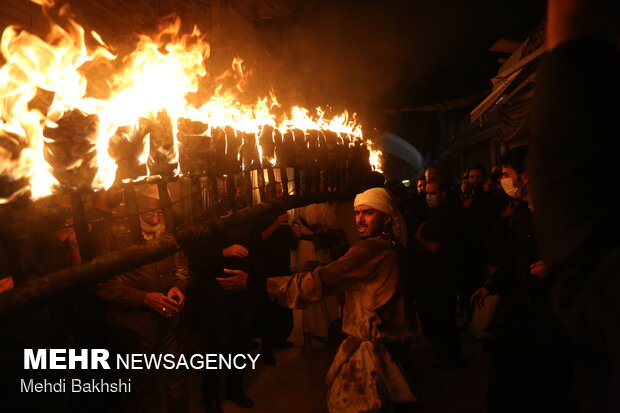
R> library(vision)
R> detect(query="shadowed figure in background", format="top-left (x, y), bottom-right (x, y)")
top-left (413, 180), bottom-right (465, 369)
top-left (187, 206), bottom-right (266, 413)
top-left (529, 0), bottom-right (620, 411)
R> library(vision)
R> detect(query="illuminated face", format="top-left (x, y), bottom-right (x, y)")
top-left (425, 167), bottom-right (439, 182)
top-left (355, 205), bottom-right (390, 238)
top-left (469, 169), bottom-right (484, 189)
top-left (461, 179), bottom-right (471, 193)
top-left (417, 179), bottom-right (426, 193)
top-left (139, 196), bottom-right (163, 226)
top-left (500, 166), bottom-right (524, 199)
top-left (425, 182), bottom-right (445, 206)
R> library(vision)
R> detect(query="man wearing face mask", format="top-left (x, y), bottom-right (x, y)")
top-left (413, 181), bottom-right (465, 369)
top-left (470, 146), bottom-right (574, 413)
top-left (97, 184), bottom-right (190, 413)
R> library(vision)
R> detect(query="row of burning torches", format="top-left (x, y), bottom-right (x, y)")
top-left (0, 1), bottom-right (382, 266)
top-left (0, 107), bottom-right (379, 265)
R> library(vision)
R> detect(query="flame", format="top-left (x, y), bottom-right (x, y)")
top-left (0, 0), bottom-right (366, 202)
top-left (0, 2), bottom-right (116, 198)
top-left (366, 140), bottom-right (383, 173)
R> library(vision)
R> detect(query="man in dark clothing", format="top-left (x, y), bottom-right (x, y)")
top-left (471, 147), bottom-right (574, 413)
top-left (187, 223), bottom-right (266, 413)
top-left (528, 1), bottom-right (620, 411)
top-left (0, 203), bottom-right (64, 412)
top-left (258, 211), bottom-right (296, 364)
top-left (407, 177), bottom-right (429, 240)
top-left (460, 166), bottom-right (495, 323)
top-left (413, 180), bottom-right (465, 369)
top-left (468, 166), bottom-right (485, 195)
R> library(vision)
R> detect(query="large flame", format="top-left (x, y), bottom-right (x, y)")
top-left (0, 1), bottom-right (369, 202)
top-left (366, 140), bottom-right (383, 174)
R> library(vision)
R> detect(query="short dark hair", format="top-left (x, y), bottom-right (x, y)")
top-left (500, 146), bottom-right (529, 174)
top-left (469, 166), bottom-right (486, 176)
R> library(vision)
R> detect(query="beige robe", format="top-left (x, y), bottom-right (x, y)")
top-left (297, 203), bottom-right (341, 338)
top-left (268, 236), bottom-right (416, 413)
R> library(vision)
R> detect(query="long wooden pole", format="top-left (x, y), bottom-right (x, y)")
top-left (0, 192), bottom-right (353, 319)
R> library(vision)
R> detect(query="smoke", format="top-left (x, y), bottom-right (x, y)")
top-left (35, 0), bottom-right (542, 127)
top-left (270, 0), bottom-right (542, 108)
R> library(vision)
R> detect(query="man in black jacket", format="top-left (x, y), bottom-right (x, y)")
top-left (414, 180), bottom-right (465, 369)
top-left (471, 147), bottom-right (574, 413)
top-left (187, 223), bottom-right (266, 413)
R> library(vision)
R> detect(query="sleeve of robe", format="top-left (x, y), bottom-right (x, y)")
top-left (267, 238), bottom-right (392, 308)
top-left (529, 39), bottom-right (620, 366)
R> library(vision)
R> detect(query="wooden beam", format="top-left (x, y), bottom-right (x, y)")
top-left (0, 192), bottom-right (353, 319)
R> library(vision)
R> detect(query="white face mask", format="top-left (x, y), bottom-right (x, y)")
top-left (140, 217), bottom-right (165, 240)
top-left (501, 177), bottom-right (521, 199)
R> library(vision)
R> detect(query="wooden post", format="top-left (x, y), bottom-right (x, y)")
top-left (207, 176), bottom-right (219, 218)
top-left (226, 174), bottom-right (236, 212)
top-left (157, 181), bottom-right (175, 232)
top-left (71, 191), bottom-right (94, 262)
top-left (259, 126), bottom-right (276, 199)
top-left (123, 184), bottom-right (144, 243)
top-left (190, 175), bottom-right (203, 220)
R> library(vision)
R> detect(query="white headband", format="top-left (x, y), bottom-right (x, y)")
top-left (354, 187), bottom-right (408, 246)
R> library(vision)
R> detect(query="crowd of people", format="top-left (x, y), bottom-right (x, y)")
top-left (0, 172), bottom-right (416, 413)
top-left (406, 151), bottom-right (574, 413)
top-left (1, 0), bottom-right (617, 411)
top-left (0, 153), bottom-right (577, 413)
